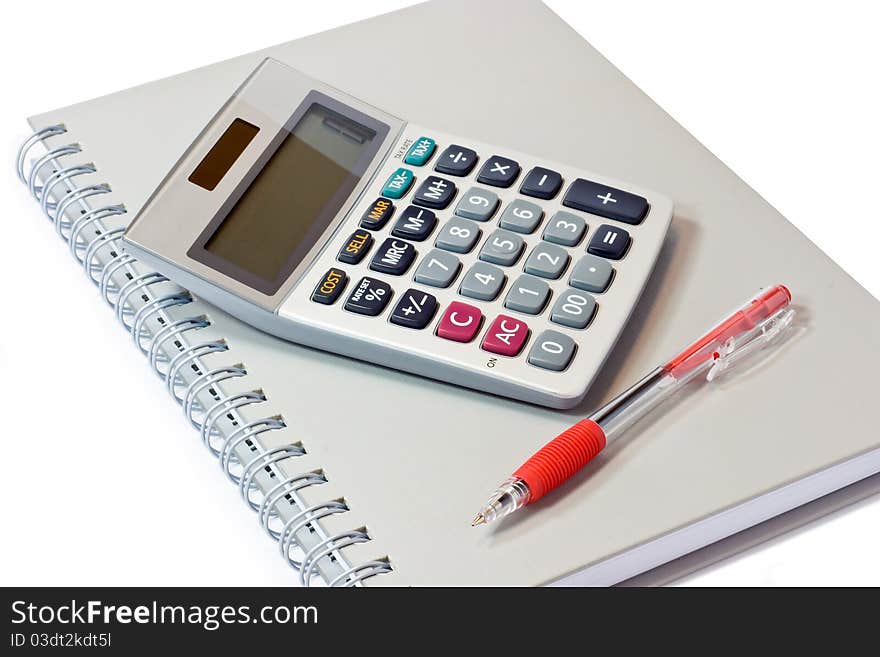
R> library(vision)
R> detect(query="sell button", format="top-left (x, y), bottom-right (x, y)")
top-left (382, 167), bottom-right (414, 199)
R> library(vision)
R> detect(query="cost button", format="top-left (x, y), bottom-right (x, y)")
top-left (311, 268), bottom-right (348, 305)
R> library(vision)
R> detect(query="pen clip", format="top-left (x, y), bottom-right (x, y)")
top-left (706, 306), bottom-right (796, 381)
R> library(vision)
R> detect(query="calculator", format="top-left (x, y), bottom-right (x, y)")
top-left (124, 58), bottom-right (673, 409)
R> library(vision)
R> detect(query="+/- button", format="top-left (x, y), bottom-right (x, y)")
top-left (360, 197), bottom-right (395, 230)
top-left (437, 301), bottom-right (482, 343)
top-left (404, 137), bottom-right (436, 166)
top-left (337, 230), bottom-right (373, 265)
top-left (369, 237), bottom-right (417, 276)
top-left (482, 314), bottom-right (530, 357)
top-left (382, 167), bottom-right (415, 199)
top-left (390, 289), bottom-right (438, 329)
top-left (311, 268), bottom-right (348, 305)
top-left (344, 277), bottom-right (392, 316)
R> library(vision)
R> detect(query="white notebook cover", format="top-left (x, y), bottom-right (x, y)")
top-left (20, 0), bottom-right (880, 585)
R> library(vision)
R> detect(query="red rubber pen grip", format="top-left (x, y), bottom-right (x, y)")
top-left (513, 419), bottom-right (607, 502)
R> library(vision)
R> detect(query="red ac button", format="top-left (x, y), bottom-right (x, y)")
top-left (481, 314), bottom-right (529, 357)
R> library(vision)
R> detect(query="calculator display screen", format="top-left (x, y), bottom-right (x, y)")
top-left (201, 102), bottom-right (385, 290)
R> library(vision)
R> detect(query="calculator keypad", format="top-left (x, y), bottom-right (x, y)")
top-left (528, 330), bottom-right (577, 371)
top-left (569, 254), bottom-right (613, 293)
top-left (479, 229), bottom-right (524, 266)
top-left (337, 230), bottom-right (373, 265)
top-left (504, 275), bottom-right (550, 315)
top-left (543, 211), bottom-right (587, 246)
top-left (437, 302), bottom-right (482, 342)
top-left (587, 224), bottom-right (631, 260)
top-left (344, 277), bottom-right (392, 316)
top-left (550, 290), bottom-right (597, 329)
top-left (482, 314), bottom-right (529, 357)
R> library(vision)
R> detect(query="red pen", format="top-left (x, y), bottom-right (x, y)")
top-left (472, 285), bottom-right (795, 527)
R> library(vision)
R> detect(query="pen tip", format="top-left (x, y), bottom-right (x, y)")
top-left (471, 513), bottom-right (486, 527)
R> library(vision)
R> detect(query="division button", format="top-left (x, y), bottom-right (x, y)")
top-left (479, 229), bottom-right (524, 266)
top-left (504, 275), bottom-right (551, 315)
top-left (562, 178), bottom-right (648, 224)
top-left (543, 211), bottom-right (587, 246)
top-left (460, 261), bottom-right (506, 301)
top-left (520, 166), bottom-right (562, 199)
top-left (587, 224), bottom-right (631, 260)
top-left (528, 330), bottom-right (577, 371)
top-left (482, 314), bottom-right (530, 357)
top-left (413, 249), bottom-right (462, 288)
top-left (477, 155), bottom-right (521, 188)
top-left (344, 277), bottom-right (392, 316)
top-left (360, 197), bottom-right (395, 230)
top-left (454, 187), bottom-right (499, 221)
top-left (569, 254), bottom-right (614, 293)
top-left (337, 229), bottom-right (373, 265)
top-left (523, 242), bottom-right (570, 279)
top-left (311, 268), bottom-right (348, 305)
top-left (435, 144), bottom-right (478, 176)
top-left (412, 176), bottom-right (457, 209)
top-left (498, 199), bottom-right (543, 234)
top-left (435, 217), bottom-right (481, 253)
top-left (369, 237), bottom-right (417, 275)
top-left (550, 290), bottom-right (597, 329)
top-left (437, 301), bottom-right (483, 343)
top-left (390, 289), bottom-right (439, 329)
top-left (404, 137), bottom-right (436, 166)
top-left (392, 206), bottom-right (437, 241)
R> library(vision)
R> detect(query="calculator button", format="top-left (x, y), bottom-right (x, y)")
top-left (520, 167), bottom-right (562, 200)
top-left (437, 301), bottom-right (482, 343)
top-left (550, 290), bottom-right (597, 329)
top-left (543, 211), bottom-right (587, 247)
top-left (404, 137), bottom-right (436, 166)
top-left (390, 289), bottom-right (439, 329)
top-left (382, 167), bottom-right (415, 199)
top-left (477, 156), bottom-right (521, 188)
top-left (344, 277), bottom-right (392, 316)
top-left (435, 217), bottom-right (481, 253)
top-left (570, 254), bottom-right (614, 293)
top-left (563, 178), bottom-right (648, 225)
top-left (435, 144), bottom-right (478, 176)
top-left (454, 187), bottom-right (499, 221)
top-left (528, 330), bottom-right (577, 371)
top-left (504, 275), bottom-right (551, 315)
top-left (392, 206), bottom-right (437, 241)
top-left (460, 262), bottom-right (506, 301)
top-left (587, 224), bottom-right (631, 260)
top-left (311, 268), bottom-right (348, 305)
top-left (337, 230), bottom-right (373, 265)
top-left (369, 238), bottom-right (417, 275)
top-left (523, 242), bottom-right (570, 279)
top-left (412, 176), bottom-right (457, 209)
top-left (482, 314), bottom-right (530, 357)
top-left (360, 197), bottom-right (395, 230)
top-left (414, 249), bottom-right (462, 288)
top-left (479, 229), bottom-right (524, 266)
top-left (498, 199), bottom-right (543, 234)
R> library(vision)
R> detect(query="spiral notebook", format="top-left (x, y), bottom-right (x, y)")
top-left (17, 0), bottom-right (880, 586)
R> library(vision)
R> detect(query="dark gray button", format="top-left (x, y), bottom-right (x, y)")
top-left (392, 206), bottom-right (437, 241)
top-left (550, 290), bottom-right (597, 329)
top-left (337, 230), bottom-right (373, 265)
top-left (563, 178), bottom-right (648, 225)
top-left (523, 242), bottom-right (570, 279)
top-left (344, 277), bottom-right (392, 316)
top-left (360, 197), bottom-right (395, 230)
top-left (436, 217), bottom-right (481, 253)
top-left (570, 254), bottom-right (614, 293)
top-left (504, 275), bottom-right (550, 315)
top-left (369, 238), bottom-right (416, 275)
top-left (460, 262), bottom-right (506, 301)
top-left (477, 155), bottom-right (520, 187)
top-left (390, 289), bottom-right (438, 329)
top-left (414, 249), bottom-right (461, 288)
top-left (435, 144), bottom-right (478, 176)
top-left (520, 167), bottom-right (562, 199)
top-left (479, 229), bottom-right (524, 266)
top-left (311, 268), bottom-right (348, 305)
top-left (454, 187), bottom-right (499, 221)
top-left (587, 224), bottom-right (631, 260)
top-left (412, 176), bottom-right (457, 209)
top-left (528, 330), bottom-right (577, 371)
top-left (498, 199), bottom-right (543, 234)
top-left (543, 211), bottom-right (586, 246)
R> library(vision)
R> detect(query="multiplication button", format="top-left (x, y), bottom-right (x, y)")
top-left (390, 289), bottom-right (438, 329)
top-left (344, 277), bottom-right (392, 316)
top-left (311, 268), bottom-right (348, 305)
top-left (477, 156), bottom-right (520, 188)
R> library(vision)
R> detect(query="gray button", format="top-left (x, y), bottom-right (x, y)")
top-left (550, 289), bottom-right (596, 329)
top-left (498, 199), bottom-right (543, 234)
top-left (414, 249), bottom-right (461, 288)
top-left (435, 217), bottom-right (481, 253)
top-left (504, 274), bottom-right (550, 315)
top-left (569, 254), bottom-right (613, 293)
top-left (543, 211), bottom-right (587, 246)
top-left (454, 186), bottom-right (499, 221)
top-left (479, 229), bottom-right (525, 266)
top-left (523, 242), bottom-right (570, 279)
top-left (528, 330), bottom-right (577, 371)
top-left (460, 261), bottom-right (506, 301)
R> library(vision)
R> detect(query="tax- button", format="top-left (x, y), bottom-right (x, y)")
top-left (382, 167), bottom-right (414, 199)
top-left (370, 238), bottom-right (416, 275)
top-left (404, 137), bottom-right (436, 166)
top-left (437, 301), bottom-right (482, 343)
top-left (482, 315), bottom-right (529, 357)
top-left (337, 230), bottom-right (373, 265)
top-left (311, 268), bottom-right (348, 305)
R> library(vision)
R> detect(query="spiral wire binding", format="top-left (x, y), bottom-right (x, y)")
top-left (17, 126), bottom-right (393, 586)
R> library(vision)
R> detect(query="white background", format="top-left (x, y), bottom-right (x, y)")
top-left (1, 0), bottom-right (878, 586)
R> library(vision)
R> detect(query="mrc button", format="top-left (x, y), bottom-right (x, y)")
top-left (360, 197), bottom-right (395, 230)
top-left (369, 238), bottom-right (416, 276)
top-left (311, 268), bottom-right (348, 305)
top-left (337, 229), bottom-right (373, 265)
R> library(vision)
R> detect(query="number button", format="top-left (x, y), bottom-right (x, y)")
top-left (479, 229), bottom-right (524, 267)
top-left (523, 242), bottom-right (570, 279)
top-left (311, 268), bottom-right (348, 305)
top-left (412, 176), bottom-right (457, 210)
top-left (437, 301), bottom-right (483, 343)
top-left (587, 224), bottom-right (631, 260)
top-left (543, 211), bottom-right (587, 246)
top-left (454, 187), bottom-right (499, 221)
top-left (528, 330), bottom-right (577, 371)
top-left (504, 275), bottom-right (551, 315)
top-left (360, 197), bottom-right (395, 230)
top-left (477, 155), bottom-right (520, 188)
top-left (390, 289), bottom-right (439, 329)
top-left (460, 262), bottom-right (506, 301)
top-left (392, 206), bottom-right (437, 241)
top-left (570, 254), bottom-right (614, 293)
top-left (550, 290), bottom-right (597, 329)
top-left (435, 144), bottom-right (478, 176)
top-left (498, 199), bottom-right (543, 234)
top-left (413, 249), bottom-right (461, 288)
top-left (404, 137), bottom-right (436, 166)
top-left (382, 167), bottom-right (414, 199)
top-left (369, 238), bottom-right (416, 276)
top-left (435, 217), bottom-right (481, 254)
top-left (344, 277), bottom-right (392, 316)
top-left (520, 167), bottom-right (563, 200)
top-left (337, 230), bottom-right (373, 265)
top-left (482, 315), bottom-right (530, 357)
